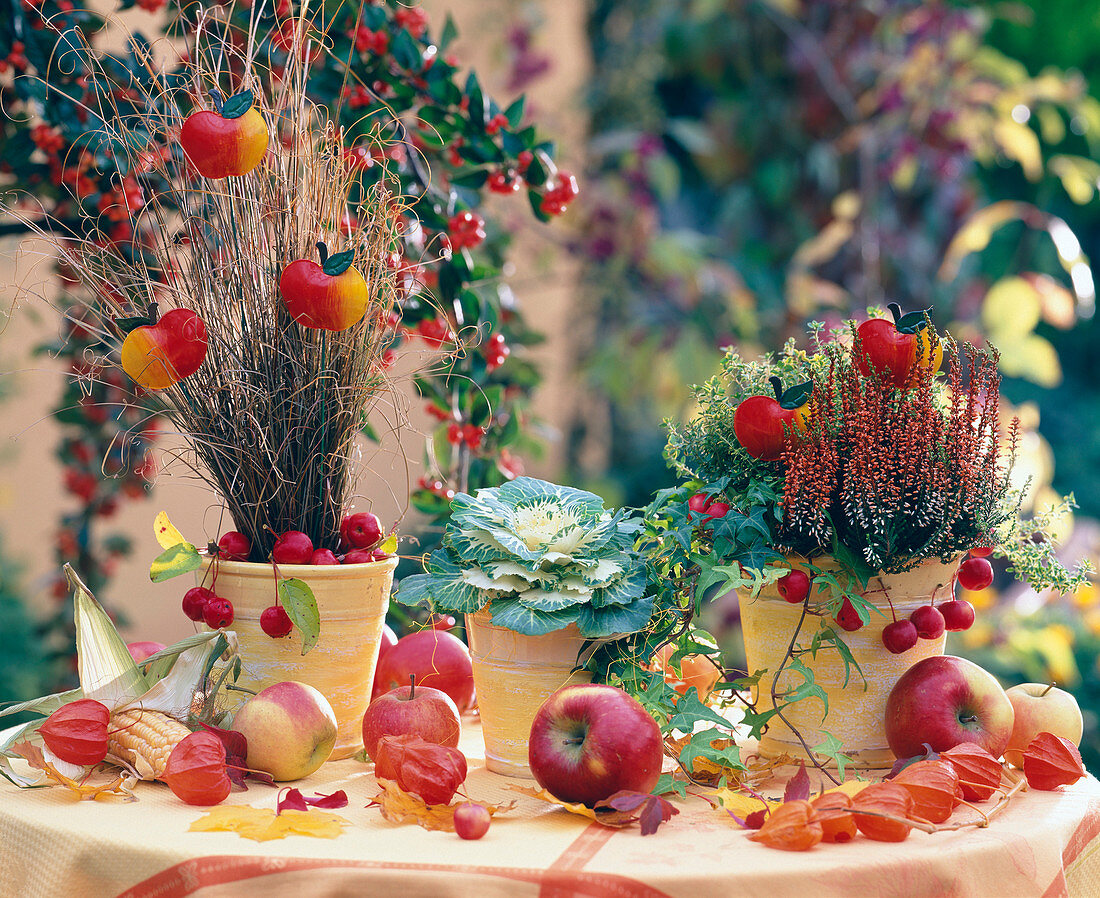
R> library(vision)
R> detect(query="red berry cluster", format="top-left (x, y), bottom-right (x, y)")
top-left (484, 333), bottom-right (510, 370)
top-left (447, 211), bottom-right (486, 249)
top-left (394, 7), bottom-right (429, 38)
top-left (447, 422), bottom-right (486, 450)
top-left (539, 169), bottom-right (579, 216)
top-left (0, 41), bottom-right (28, 73)
top-left (418, 475), bottom-right (456, 502)
top-left (487, 170), bottom-right (521, 194)
top-left (182, 586), bottom-right (235, 630)
top-left (485, 113), bottom-right (509, 135)
top-left (416, 317), bottom-right (456, 347)
top-left (354, 26), bottom-right (390, 55)
top-left (687, 491), bottom-right (730, 522)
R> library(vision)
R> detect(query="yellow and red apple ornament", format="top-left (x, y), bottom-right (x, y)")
top-left (856, 302), bottom-right (943, 388)
top-left (280, 242), bottom-right (369, 331)
top-left (120, 306), bottom-right (208, 390)
top-left (733, 376), bottom-right (813, 461)
top-left (180, 89), bottom-right (269, 180)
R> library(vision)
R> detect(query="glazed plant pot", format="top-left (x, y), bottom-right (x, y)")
top-left (201, 555), bottom-right (397, 759)
top-left (464, 610), bottom-right (593, 778)
top-left (738, 557), bottom-right (956, 769)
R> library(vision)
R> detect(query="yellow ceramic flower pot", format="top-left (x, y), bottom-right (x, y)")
top-left (464, 610), bottom-right (592, 778)
top-left (738, 557), bottom-right (956, 769)
top-left (201, 555), bottom-right (397, 760)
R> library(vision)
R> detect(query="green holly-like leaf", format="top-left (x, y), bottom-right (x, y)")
top-left (676, 726), bottom-right (743, 774)
top-left (321, 249), bottom-right (356, 276)
top-left (654, 773), bottom-right (688, 798)
top-left (665, 686), bottom-right (733, 735)
top-left (808, 625), bottom-right (866, 689)
top-left (278, 578), bottom-right (320, 656)
top-left (220, 90), bottom-right (254, 120)
top-left (776, 658), bottom-right (829, 720)
top-left (149, 542), bottom-right (202, 583)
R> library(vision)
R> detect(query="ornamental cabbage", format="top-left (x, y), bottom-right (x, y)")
top-left (396, 478), bottom-right (652, 637)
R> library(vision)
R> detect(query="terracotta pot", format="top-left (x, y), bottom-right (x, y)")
top-left (464, 610), bottom-right (592, 778)
top-left (201, 555), bottom-right (397, 760)
top-left (738, 557), bottom-right (957, 769)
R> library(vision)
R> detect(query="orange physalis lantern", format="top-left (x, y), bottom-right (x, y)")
top-left (162, 731), bottom-right (232, 806)
top-left (38, 699), bottom-right (110, 766)
top-left (374, 734), bottom-right (468, 806)
top-left (810, 792), bottom-right (857, 843)
top-left (892, 759), bottom-right (960, 824)
top-left (940, 742), bottom-right (1003, 802)
top-left (851, 782), bottom-right (915, 842)
top-left (748, 800), bottom-right (823, 852)
top-left (1022, 733), bottom-right (1086, 791)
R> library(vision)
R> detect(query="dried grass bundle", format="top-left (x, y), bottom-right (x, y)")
top-left (18, 12), bottom-right (410, 557)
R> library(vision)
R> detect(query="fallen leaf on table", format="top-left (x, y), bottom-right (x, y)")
top-left (710, 786), bottom-right (773, 827)
top-left (783, 763), bottom-right (810, 803)
top-left (10, 741), bottom-right (134, 801)
top-left (277, 787), bottom-right (349, 815)
top-left (508, 784), bottom-right (675, 834)
top-left (190, 805), bottom-right (348, 841)
top-left (368, 778), bottom-right (515, 832)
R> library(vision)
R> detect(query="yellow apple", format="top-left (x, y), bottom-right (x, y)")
top-left (1004, 683), bottom-right (1083, 768)
top-left (230, 681), bottom-right (338, 781)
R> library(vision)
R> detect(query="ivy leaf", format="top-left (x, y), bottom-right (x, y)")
top-left (278, 578), bottom-right (320, 655)
top-left (808, 626), bottom-right (865, 689)
top-left (653, 773), bottom-right (688, 798)
top-left (675, 726), bottom-right (743, 772)
top-left (149, 542), bottom-right (202, 583)
top-left (812, 731), bottom-right (853, 781)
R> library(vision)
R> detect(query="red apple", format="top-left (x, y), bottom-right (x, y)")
top-left (341, 512), bottom-right (383, 549)
top-left (732, 376), bottom-right (812, 461)
top-left (272, 530), bottom-right (313, 565)
top-left (884, 655), bottom-right (1015, 760)
top-left (230, 681), bottom-right (338, 781)
top-left (126, 641), bottom-right (166, 663)
top-left (217, 531), bottom-right (251, 561)
top-left (180, 89), bottom-right (268, 179)
top-left (280, 242), bottom-right (368, 332)
top-left (361, 676), bottom-right (461, 761)
top-left (528, 684), bottom-right (664, 807)
top-left (1003, 684), bottom-right (1083, 768)
top-left (342, 549), bottom-right (375, 564)
top-left (378, 623), bottom-right (398, 660)
top-left (182, 586), bottom-right (214, 622)
top-left (310, 548), bottom-right (339, 565)
top-left (856, 302), bottom-right (942, 388)
top-left (120, 308), bottom-right (208, 391)
top-left (453, 802), bottom-right (491, 840)
top-left (372, 630), bottom-right (476, 711)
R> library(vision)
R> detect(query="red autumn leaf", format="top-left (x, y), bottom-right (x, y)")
top-left (850, 782), bottom-right (915, 842)
top-left (1023, 733), bottom-right (1086, 791)
top-left (162, 731), bottom-right (231, 806)
top-left (594, 790), bottom-right (679, 836)
top-left (886, 743), bottom-right (940, 780)
top-left (375, 734), bottom-right (467, 806)
top-left (277, 787), bottom-right (350, 815)
top-left (197, 721), bottom-right (252, 789)
top-left (748, 800), bottom-right (822, 851)
top-left (940, 742), bottom-right (1002, 802)
top-left (810, 792), bottom-right (857, 843)
top-left (39, 699), bottom-right (110, 766)
top-left (783, 762), bottom-right (810, 803)
top-left (892, 759), bottom-right (960, 824)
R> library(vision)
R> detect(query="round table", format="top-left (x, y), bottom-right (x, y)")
top-left (1, 721), bottom-right (1097, 898)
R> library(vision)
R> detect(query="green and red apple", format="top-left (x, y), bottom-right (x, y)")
top-left (1003, 683), bottom-right (1083, 768)
top-left (527, 684), bottom-right (664, 807)
top-left (120, 308), bottom-right (208, 390)
top-left (230, 681), bottom-right (337, 781)
top-left (884, 655), bottom-right (1015, 759)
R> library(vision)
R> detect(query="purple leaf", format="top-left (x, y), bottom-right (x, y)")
top-left (277, 788), bottom-right (309, 815)
top-left (305, 789), bottom-right (348, 810)
top-left (602, 790), bottom-right (650, 813)
top-left (783, 762), bottom-right (810, 803)
top-left (727, 806), bottom-right (768, 830)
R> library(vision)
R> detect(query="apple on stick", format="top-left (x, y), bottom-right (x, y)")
top-left (230, 681), bottom-right (338, 781)
top-left (884, 655), bottom-right (1015, 760)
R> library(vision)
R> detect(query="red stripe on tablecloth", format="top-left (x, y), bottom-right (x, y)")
top-left (537, 822), bottom-right (620, 898)
top-left (1041, 794), bottom-right (1100, 898)
top-left (117, 853), bottom-right (674, 898)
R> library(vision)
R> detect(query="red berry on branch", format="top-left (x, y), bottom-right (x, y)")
top-left (182, 587), bottom-right (214, 622)
top-left (704, 501), bottom-right (730, 520)
top-left (272, 530), bottom-right (313, 565)
top-left (487, 171), bottom-right (519, 193)
top-left (217, 531), bottom-right (251, 561)
top-left (882, 619), bottom-right (919, 654)
top-left (777, 569), bottom-right (810, 604)
top-left (835, 598), bottom-right (865, 632)
top-left (939, 599), bottom-right (976, 632)
top-left (687, 492), bottom-right (710, 514)
top-left (203, 597), bottom-right (234, 629)
top-left (310, 548), bottom-right (340, 565)
top-left (910, 604), bottom-right (946, 640)
top-left (260, 604), bottom-right (294, 638)
top-left (956, 557), bottom-right (993, 591)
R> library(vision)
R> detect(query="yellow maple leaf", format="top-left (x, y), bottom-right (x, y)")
top-left (710, 787), bottom-right (773, 820)
top-left (507, 783), bottom-right (598, 821)
top-left (153, 511), bottom-right (187, 550)
top-left (190, 805), bottom-right (348, 841)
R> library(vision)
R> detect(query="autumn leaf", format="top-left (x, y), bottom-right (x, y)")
top-left (277, 787), bottom-right (349, 815)
top-left (10, 741), bottom-right (133, 801)
top-left (189, 805), bottom-right (348, 841)
top-left (369, 779), bottom-right (515, 832)
top-left (782, 762), bottom-right (810, 803)
top-left (711, 785), bottom-right (773, 829)
top-left (594, 790), bottom-right (679, 836)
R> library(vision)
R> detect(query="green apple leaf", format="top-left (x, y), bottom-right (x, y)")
top-left (279, 578), bottom-right (320, 656)
top-left (321, 249), bottom-right (356, 276)
top-left (149, 541), bottom-right (202, 583)
top-left (221, 90), bottom-right (254, 120)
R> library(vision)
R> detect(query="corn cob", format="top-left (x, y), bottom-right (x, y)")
top-left (107, 708), bottom-right (192, 780)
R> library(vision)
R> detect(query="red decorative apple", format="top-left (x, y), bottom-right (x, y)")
top-left (126, 641), bottom-right (166, 662)
top-left (939, 599), bottom-right (976, 632)
top-left (310, 548), bottom-right (339, 565)
top-left (777, 569), bottom-right (810, 604)
top-left (856, 302), bottom-right (942, 388)
top-left (372, 630), bottom-right (476, 711)
top-left (884, 655), bottom-right (1015, 760)
top-left (361, 675), bottom-right (461, 761)
top-left (120, 307), bottom-right (207, 391)
top-left (272, 530), bottom-right (313, 565)
top-left (180, 89), bottom-right (269, 179)
top-left (341, 512), bottom-right (383, 549)
top-left (1003, 684), bottom-right (1083, 768)
top-left (528, 684), bottom-right (664, 807)
top-left (182, 586), bottom-right (214, 622)
top-left (732, 376), bottom-right (812, 461)
top-left (957, 556), bottom-right (994, 591)
top-left (217, 531), bottom-right (251, 561)
top-left (280, 242), bottom-right (368, 331)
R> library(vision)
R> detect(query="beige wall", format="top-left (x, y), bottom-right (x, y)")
top-left (0, 1), bottom-right (587, 646)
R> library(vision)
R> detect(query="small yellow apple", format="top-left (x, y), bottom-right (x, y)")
top-left (230, 681), bottom-right (338, 781)
top-left (1004, 683), bottom-right (1083, 768)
